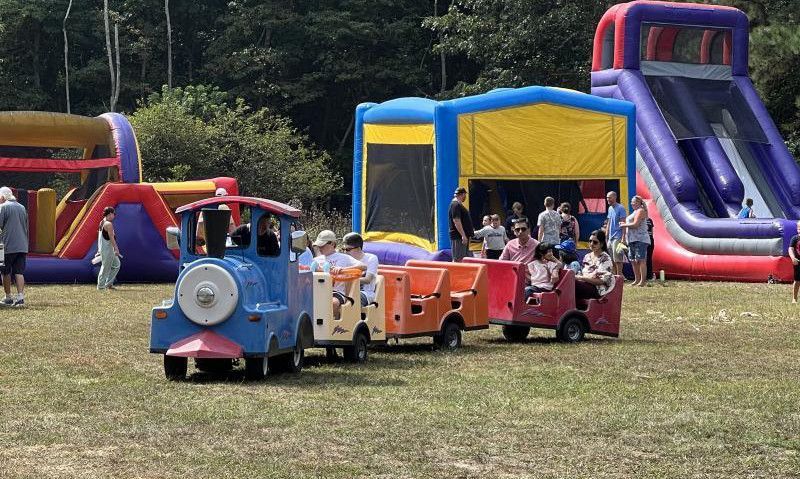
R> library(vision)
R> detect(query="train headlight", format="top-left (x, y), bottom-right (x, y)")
top-left (197, 287), bottom-right (215, 306)
top-left (177, 263), bottom-right (239, 326)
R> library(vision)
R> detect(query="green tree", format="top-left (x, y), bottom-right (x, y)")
top-left (131, 85), bottom-right (341, 204)
top-left (425, 0), bottom-right (615, 96)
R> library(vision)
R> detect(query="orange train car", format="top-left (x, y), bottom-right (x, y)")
top-left (377, 260), bottom-right (489, 349)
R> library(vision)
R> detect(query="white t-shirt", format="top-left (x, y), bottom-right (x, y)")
top-left (473, 225), bottom-right (508, 251)
top-left (528, 259), bottom-right (560, 290)
top-left (358, 252), bottom-right (380, 302)
top-left (311, 252), bottom-right (364, 293)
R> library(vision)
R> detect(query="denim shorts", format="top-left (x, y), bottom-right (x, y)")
top-left (628, 241), bottom-right (649, 262)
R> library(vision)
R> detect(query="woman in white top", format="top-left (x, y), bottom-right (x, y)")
top-left (619, 195), bottom-right (651, 287)
top-left (525, 242), bottom-right (562, 297)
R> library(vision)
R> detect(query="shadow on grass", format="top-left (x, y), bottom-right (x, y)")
top-left (185, 367), bottom-right (408, 388)
top-left (480, 335), bottom-right (656, 346)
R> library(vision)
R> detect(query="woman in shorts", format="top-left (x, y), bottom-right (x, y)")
top-left (619, 195), bottom-right (650, 287)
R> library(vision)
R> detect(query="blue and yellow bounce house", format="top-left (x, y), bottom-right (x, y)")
top-left (352, 86), bottom-right (636, 263)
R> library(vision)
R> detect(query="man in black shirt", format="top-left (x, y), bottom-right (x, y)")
top-left (448, 187), bottom-right (474, 262)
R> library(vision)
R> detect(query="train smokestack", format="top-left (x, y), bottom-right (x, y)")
top-left (202, 208), bottom-right (231, 259)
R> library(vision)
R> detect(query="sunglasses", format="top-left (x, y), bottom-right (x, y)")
top-left (590, 239), bottom-right (600, 245)
top-left (342, 246), bottom-right (356, 252)
top-left (514, 227), bottom-right (528, 232)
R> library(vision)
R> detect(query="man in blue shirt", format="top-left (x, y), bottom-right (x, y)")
top-left (604, 191), bottom-right (627, 276)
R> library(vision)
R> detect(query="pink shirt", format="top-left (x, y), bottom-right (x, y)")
top-left (499, 237), bottom-right (539, 266)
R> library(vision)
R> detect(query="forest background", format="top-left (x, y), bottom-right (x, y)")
top-left (0, 0), bottom-right (797, 206)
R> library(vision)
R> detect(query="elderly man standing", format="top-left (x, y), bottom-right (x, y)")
top-left (0, 187), bottom-right (28, 307)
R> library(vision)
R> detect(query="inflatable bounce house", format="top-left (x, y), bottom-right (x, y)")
top-left (0, 111), bottom-right (236, 282)
top-left (591, 1), bottom-right (799, 281)
top-left (352, 86), bottom-right (636, 263)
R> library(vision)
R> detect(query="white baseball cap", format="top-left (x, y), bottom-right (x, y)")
top-left (313, 230), bottom-right (337, 247)
top-left (215, 187), bottom-right (228, 197)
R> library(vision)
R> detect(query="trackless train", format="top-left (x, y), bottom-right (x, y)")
top-left (149, 196), bottom-right (623, 380)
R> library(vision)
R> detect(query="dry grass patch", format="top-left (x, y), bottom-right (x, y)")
top-left (0, 282), bottom-right (799, 478)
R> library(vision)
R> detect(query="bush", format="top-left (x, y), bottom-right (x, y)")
top-left (130, 85), bottom-right (342, 204)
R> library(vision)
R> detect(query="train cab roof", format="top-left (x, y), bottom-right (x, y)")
top-left (175, 196), bottom-right (301, 218)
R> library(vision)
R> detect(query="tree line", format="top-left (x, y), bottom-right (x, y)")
top-left (0, 0), bottom-right (797, 204)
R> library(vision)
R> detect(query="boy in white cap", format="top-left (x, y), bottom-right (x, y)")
top-left (310, 230), bottom-right (366, 320)
top-left (0, 186), bottom-right (28, 306)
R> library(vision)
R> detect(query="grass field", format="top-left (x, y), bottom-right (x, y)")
top-left (1, 281), bottom-right (799, 478)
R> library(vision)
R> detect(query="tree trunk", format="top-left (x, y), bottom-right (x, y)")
top-left (113, 23), bottom-right (121, 109)
top-left (435, 0), bottom-right (446, 93)
top-left (32, 25), bottom-right (41, 90)
top-left (165, 0), bottom-right (172, 88)
top-left (63, 0), bottom-right (73, 114)
top-left (336, 116), bottom-right (355, 155)
top-left (103, 0), bottom-right (116, 111)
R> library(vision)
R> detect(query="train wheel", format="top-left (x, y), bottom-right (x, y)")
top-left (344, 331), bottom-right (369, 363)
top-left (164, 355), bottom-right (187, 381)
top-left (439, 321), bottom-right (462, 351)
top-left (270, 339), bottom-right (305, 374)
top-left (277, 341), bottom-right (304, 374)
top-left (244, 356), bottom-right (269, 380)
top-left (502, 325), bottom-right (530, 342)
top-left (558, 316), bottom-right (586, 343)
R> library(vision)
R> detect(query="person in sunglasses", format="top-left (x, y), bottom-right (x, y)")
top-left (575, 229), bottom-right (616, 301)
top-left (342, 232), bottom-right (379, 307)
top-left (500, 217), bottom-right (539, 281)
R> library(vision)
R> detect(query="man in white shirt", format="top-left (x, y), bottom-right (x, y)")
top-left (310, 230), bottom-right (366, 320)
top-left (342, 232), bottom-right (379, 306)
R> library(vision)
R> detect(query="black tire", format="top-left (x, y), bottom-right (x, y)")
top-left (244, 356), bottom-right (269, 380)
top-left (502, 325), bottom-right (530, 342)
top-left (558, 315), bottom-right (586, 343)
top-left (164, 355), bottom-right (187, 381)
top-left (272, 341), bottom-right (304, 374)
top-left (325, 347), bottom-right (339, 361)
top-left (194, 358), bottom-right (233, 373)
top-left (343, 331), bottom-right (369, 363)
top-left (438, 321), bottom-right (462, 351)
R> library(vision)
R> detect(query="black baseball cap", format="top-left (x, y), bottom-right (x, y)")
top-left (454, 187), bottom-right (467, 195)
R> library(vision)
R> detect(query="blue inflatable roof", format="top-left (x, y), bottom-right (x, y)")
top-left (360, 86), bottom-right (635, 125)
top-left (362, 97), bottom-right (438, 124)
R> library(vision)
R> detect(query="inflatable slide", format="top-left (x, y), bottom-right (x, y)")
top-left (591, 1), bottom-right (799, 281)
top-left (0, 111), bottom-right (236, 283)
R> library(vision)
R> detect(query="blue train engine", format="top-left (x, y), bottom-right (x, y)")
top-left (149, 196), bottom-right (315, 380)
